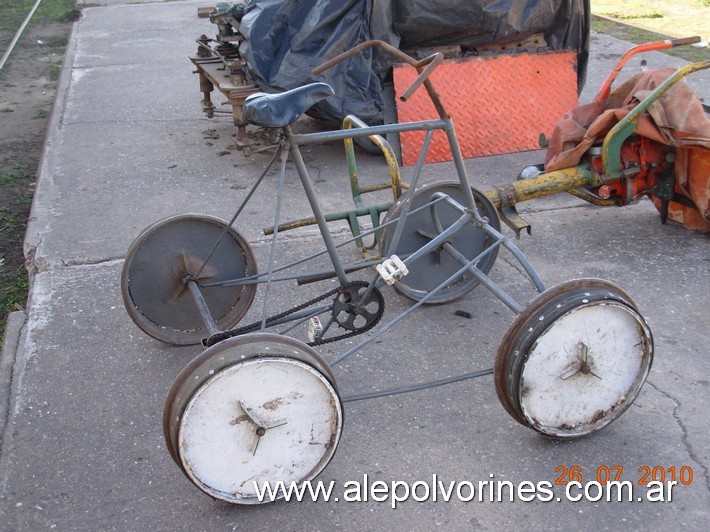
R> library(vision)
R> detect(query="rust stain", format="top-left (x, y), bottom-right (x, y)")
top-left (262, 398), bottom-right (284, 411)
top-left (229, 414), bottom-right (249, 426)
top-left (261, 392), bottom-right (302, 410)
top-left (590, 410), bottom-right (606, 423)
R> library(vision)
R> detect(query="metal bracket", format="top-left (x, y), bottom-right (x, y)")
top-left (497, 205), bottom-right (531, 239)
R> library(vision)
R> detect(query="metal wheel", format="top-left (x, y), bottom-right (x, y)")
top-left (379, 181), bottom-right (500, 304)
top-left (163, 333), bottom-right (343, 504)
top-left (494, 279), bottom-right (653, 439)
top-left (121, 214), bottom-right (257, 345)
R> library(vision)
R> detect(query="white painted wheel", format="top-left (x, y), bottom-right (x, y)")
top-left (495, 279), bottom-right (653, 438)
top-left (164, 334), bottom-right (342, 504)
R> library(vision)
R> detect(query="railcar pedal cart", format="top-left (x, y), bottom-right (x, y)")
top-left (122, 41), bottom-right (659, 504)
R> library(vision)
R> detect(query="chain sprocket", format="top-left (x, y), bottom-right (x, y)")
top-left (332, 281), bottom-right (385, 332)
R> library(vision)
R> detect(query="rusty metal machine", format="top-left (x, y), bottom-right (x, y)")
top-left (191, 2), bottom-right (260, 150)
top-left (512, 38), bottom-right (709, 234)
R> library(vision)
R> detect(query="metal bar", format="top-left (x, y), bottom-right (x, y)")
top-left (434, 193), bottom-right (546, 294)
top-left (484, 163), bottom-right (600, 208)
top-left (186, 281), bottom-right (220, 336)
top-left (195, 145), bottom-right (280, 279)
top-left (343, 114), bottom-right (404, 203)
top-left (291, 119), bottom-right (448, 145)
top-left (482, 222), bottom-right (546, 294)
top-left (445, 120), bottom-right (480, 215)
top-left (415, 192), bottom-right (524, 310)
top-left (440, 241), bottom-right (523, 313)
top-left (263, 202), bottom-right (392, 236)
top-left (0, 0), bottom-right (44, 72)
top-left (400, 210), bottom-right (473, 268)
top-left (296, 259), bottom-right (383, 285)
top-left (359, 184), bottom-right (398, 194)
top-left (595, 37), bottom-right (701, 102)
top-left (344, 134), bottom-right (363, 208)
top-left (201, 196), bottom-right (450, 289)
top-left (288, 128), bottom-right (349, 285)
top-left (383, 130), bottom-right (435, 257)
top-left (261, 145), bottom-right (290, 330)
top-left (194, 39), bottom-right (230, 68)
top-left (341, 368), bottom-right (494, 403)
top-left (312, 39), bottom-right (450, 119)
top-left (399, 53), bottom-right (444, 101)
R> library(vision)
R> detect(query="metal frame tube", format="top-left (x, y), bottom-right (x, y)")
top-left (260, 144), bottom-right (290, 329)
top-left (200, 195), bottom-right (451, 288)
top-left (445, 120), bottom-right (480, 214)
top-left (187, 281), bottom-right (220, 336)
top-left (287, 127), bottom-right (349, 285)
top-left (292, 119), bottom-right (448, 145)
top-left (433, 193), bottom-right (546, 293)
top-left (383, 130), bottom-right (435, 257)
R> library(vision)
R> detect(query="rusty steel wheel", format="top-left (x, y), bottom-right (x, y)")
top-left (494, 279), bottom-right (653, 439)
top-left (121, 214), bottom-right (257, 345)
top-left (379, 181), bottom-right (500, 304)
top-left (163, 333), bottom-right (343, 504)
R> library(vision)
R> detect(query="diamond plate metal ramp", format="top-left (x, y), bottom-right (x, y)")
top-left (394, 51), bottom-right (578, 166)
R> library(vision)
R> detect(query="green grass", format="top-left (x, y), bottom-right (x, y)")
top-left (0, 207), bottom-right (17, 233)
top-left (604, 12), bottom-right (664, 20)
top-left (0, 172), bottom-right (15, 185)
top-left (16, 191), bottom-right (34, 205)
top-left (0, 0), bottom-right (78, 38)
top-left (49, 63), bottom-right (61, 80)
top-left (0, 265), bottom-right (28, 344)
top-left (591, 0), bottom-right (709, 42)
top-left (0, 165), bottom-right (33, 185)
top-left (591, 15), bottom-right (709, 63)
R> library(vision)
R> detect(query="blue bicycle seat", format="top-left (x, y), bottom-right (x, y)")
top-left (243, 82), bottom-right (335, 128)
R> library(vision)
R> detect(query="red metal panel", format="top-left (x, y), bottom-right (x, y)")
top-left (394, 52), bottom-right (578, 166)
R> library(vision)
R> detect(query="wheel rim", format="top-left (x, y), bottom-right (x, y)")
top-left (163, 334), bottom-right (342, 504)
top-left (121, 214), bottom-right (257, 345)
top-left (495, 279), bottom-right (653, 438)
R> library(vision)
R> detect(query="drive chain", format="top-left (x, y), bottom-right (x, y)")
top-left (204, 282), bottom-right (383, 348)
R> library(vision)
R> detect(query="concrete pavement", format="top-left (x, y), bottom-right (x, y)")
top-left (1, 1), bottom-right (708, 529)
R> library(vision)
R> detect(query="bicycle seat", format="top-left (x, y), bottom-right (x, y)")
top-left (243, 82), bottom-right (335, 128)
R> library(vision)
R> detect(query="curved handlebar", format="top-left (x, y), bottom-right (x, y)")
top-left (312, 40), bottom-right (449, 116)
top-left (595, 36), bottom-right (703, 102)
top-left (313, 40), bottom-right (421, 74)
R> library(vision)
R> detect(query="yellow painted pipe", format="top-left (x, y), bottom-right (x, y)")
top-left (484, 162), bottom-right (601, 208)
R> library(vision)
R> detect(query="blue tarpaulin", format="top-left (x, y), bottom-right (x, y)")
top-left (239, 0), bottom-right (590, 124)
